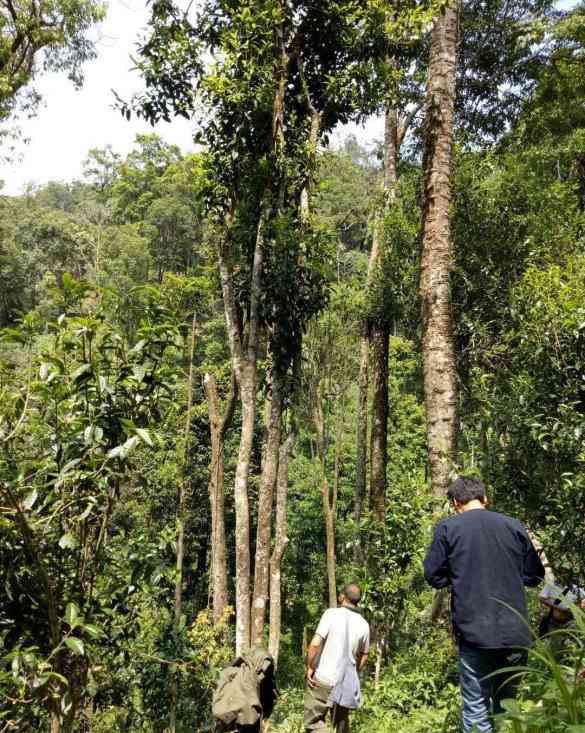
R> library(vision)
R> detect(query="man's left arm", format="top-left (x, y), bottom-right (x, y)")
top-left (307, 609), bottom-right (331, 688)
top-left (522, 529), bottom-right (545, 587)
top-left (357, 627), bottom-right (371, 674)
top-left (357, 652), bottom-right (369, 673)
top-left (423, 522), bottom-right (451, 589)
top-left (306, 635), bottom-right (323, 688)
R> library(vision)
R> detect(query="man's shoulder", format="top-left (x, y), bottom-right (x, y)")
top-left (347, 609), bottom-right (369, 632)
top-left (435, 510), bottom-right (525, 534)
top-left (484, 510), bottom-right (525, 530)
top-left (318, 607), bottom-right (336, 623)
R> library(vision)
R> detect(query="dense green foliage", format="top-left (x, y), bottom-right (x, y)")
top-left (1, 0), bottom-right (585, 731)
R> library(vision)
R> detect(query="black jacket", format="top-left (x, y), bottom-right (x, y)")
top-left (424, 509), bottom-right (545, 648)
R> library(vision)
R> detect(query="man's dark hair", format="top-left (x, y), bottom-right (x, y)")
top-left (447, 476), bottom-right (486, 505)
top-left (342, 583), bottom-right (362, 605)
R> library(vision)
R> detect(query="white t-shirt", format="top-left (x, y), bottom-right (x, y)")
top-left (539, 583), bottom-right (585, 611)
top-left (314, 607), bottom-right (370, 687)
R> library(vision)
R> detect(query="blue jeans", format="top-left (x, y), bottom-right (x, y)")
top-left (459, 643), bottom-right (527, 733)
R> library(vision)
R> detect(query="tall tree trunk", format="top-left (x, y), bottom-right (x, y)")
top-left (367, 100), bottom-right (398, 524)
top-left (354, 334), bottom-right (369, 548)
top-left (217, 202), bottom-right (264, 654)
top-left (420, 0), bottom-right (460, 498)
top-left (204, 371), bottom-right (236, 623)
top-left (170, 311), bottom-right (197, 732)
top-left (313, 389), bottom-right (340, 609)
top-left (268, 429), bottom-right (296, 665)
top-left (50, 710), bottom-right (61, 733)
top-left (300, 108), bottom-right (322, 223)
top-left (251, 369), bottom-right (283, 646)
top-left (370, 324), bottom-right (389, 523)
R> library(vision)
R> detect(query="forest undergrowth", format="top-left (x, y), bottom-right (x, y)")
top-left (2, 0), bottom-right (585, 730)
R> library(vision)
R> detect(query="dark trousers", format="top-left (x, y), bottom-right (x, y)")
top-left (459, 643), bottom-right (527, 733)
top-left (304, 680), bottom-right (350, 732)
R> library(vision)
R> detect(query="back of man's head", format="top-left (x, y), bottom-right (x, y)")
top-left (342, 583), bottom-right (362, 606)
top-left (447, 476), bottom-right (486, 506)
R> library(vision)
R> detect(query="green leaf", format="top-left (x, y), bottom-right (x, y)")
top-left (82, 624), bottom-right (102, 639)
top-left (64, 603), bottom-right (79, 627)
top-left (107, 436), bottom-right (139, 461)
top-left (129, 339), bottom-right (147, 354)
top-left (59, 458), bottom-right (81, 476)
top-left (71, 364), bottom-right (92, 382)
top-left (135, 428), bottom-right (153, 446)
top-left (58, 533), bottom-right (78, 550)
top-left (65, 638), bottom-right (84, 656)
top-left (133, 364), bottom-right (146, 382)
top-left (23, 489), bottom-right (38, 510)
top-left (84, 425), bottom-right (104, 445)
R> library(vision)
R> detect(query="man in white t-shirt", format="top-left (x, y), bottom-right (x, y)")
top-left (304, 584), bottom-right (370, 732)
top-left (539, 582), bottom-right (585, 635)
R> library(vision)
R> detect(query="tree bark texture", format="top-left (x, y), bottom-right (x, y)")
top-left (175, 312), bottom-right (197, 628)
top-left (268, 430), bottom-right (296, 666)
top-left (204, 372), bottom-right (233, 624)
top-left (354, 334), bottom-right (369, 530)
top-left (313, 390), bottom-right (338, 609)
top-left (369, 323), bottom-right (389, 523)
top-left (420, 0), bottom-right (460, 498)
top-left (366, 100), bottom-right (398, 525)
top-left (170, 310), bottom-right (197, 732)
top-left (217, 202), bottom-right (266, 653)
top-left (233, 362), bottom-right (256, 653)
top-left (300, 109), bottom-right (322, 223)
top-left (251, 371), bottom-right (283, 647)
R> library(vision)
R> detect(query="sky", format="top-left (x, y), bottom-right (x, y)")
top-left (0, 0), bottom-right (382, 196)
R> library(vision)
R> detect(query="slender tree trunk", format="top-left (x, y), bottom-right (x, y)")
top-left (50, 710), bottom-right (61, 733)
top-left (175, 312), bottom-right (197, 626)
top-left (370, 324), bottom-right (389, 523)
top-left (420, 0), bottom-right (460, 497)
top-left (169, 311), bottom-right (197, 732)
top-left (217, 193), bottom-right (267, 655)
top-left (367, 100), bottom-right (398, 524)
top-left (313, 390), bottom-right (339, 609)
top-left (204, 372), bottom-right (234, 623)
top-left (268, 430), bottom-right (296, 665)
top-left (300, 109), bottom-right (322, 222)
top-left (354, 334), bottom-right (369, 542)
top-left (323, 479), bottom-right (337, 610)
top-left (233, 361), bottom-right (257, 652)
top-left (251, 370), bottom-right (283, 646)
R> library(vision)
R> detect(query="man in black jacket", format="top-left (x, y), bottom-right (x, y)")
top-left (424, 476), bottom-right (544, 733)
